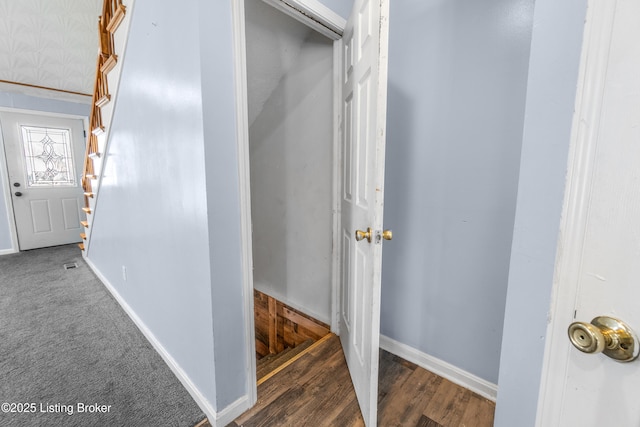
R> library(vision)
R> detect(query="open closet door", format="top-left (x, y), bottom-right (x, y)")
top-left (339, 0), bottom-right (390, 425)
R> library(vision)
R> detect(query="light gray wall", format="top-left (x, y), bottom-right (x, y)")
top-left (0, 92), bottom-right (89, 252)
top-left (380, 0), bottom-right (534, 384)
top-left (86, 0), bottom-right (246, 412)
top-left (198, 0), bottom-right (248, 409)
top-left (495, 0), bottom-right (588, 425)
top-left (34, 0), bottom-right (586, 419)
top-left (0, 92), bottom-right (90, 116)
top-left (247, 3), bottom-right (334, 323)
top-left (318, 0), bottom-right (354, 20)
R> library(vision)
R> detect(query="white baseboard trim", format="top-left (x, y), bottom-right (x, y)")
top-left (82, 257), bottom-right (234, 424)
top-left (0, 248), bottom-right (18, 255)
top-left (379, 335), bottom-right (498, 401)
top-left (214, 395), bottom-right (250, 426)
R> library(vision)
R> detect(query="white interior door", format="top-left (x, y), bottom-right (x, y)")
top-left (538, 1), bottom-right (640, 425)
top-left (339, 0), bottom-right (390, 425)
top-left (0, 111), bottom-right (86, 250)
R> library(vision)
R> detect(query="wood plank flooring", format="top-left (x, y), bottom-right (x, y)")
top-left (225, 334), bottom-right (494, 427)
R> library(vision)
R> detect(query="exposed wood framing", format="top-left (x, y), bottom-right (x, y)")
top-left (254, 289), bottom-right (330, 359)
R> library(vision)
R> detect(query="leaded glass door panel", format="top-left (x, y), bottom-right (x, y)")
top-left (1, 112), bottom-right (86, 250)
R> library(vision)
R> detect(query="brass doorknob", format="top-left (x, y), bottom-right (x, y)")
top-left (568, 316), bottom-right (639, 362)
top-left (382, 230), bottom-right (392, 240)
top-left (355, 228), bottom-right (372, 243)
top-left (568, 322), bottom-right (605, 354)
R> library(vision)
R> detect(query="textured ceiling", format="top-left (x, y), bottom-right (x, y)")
top-left (0, 0), bottom-right (102, 97)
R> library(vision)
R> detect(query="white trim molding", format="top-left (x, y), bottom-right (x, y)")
top-left (231, 0), bottom-right (258, 410)
top-left (330, 37), bottom-right (343, 334)
top-left (83, 257), bottom-right (220, 424)
top-left (213, 395), bottom-right (250, 426)
top-left (0, 120), bottom-right (18, 253)
top-left (261, 0), bottom-right (346, 40)
top-left (380, 335), bottom-right (498, 401)
top-left (535, 1), bottom-right (618, 425)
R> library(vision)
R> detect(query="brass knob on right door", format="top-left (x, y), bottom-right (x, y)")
top-left (568, 316), bottom-right (639, 362)
top-left (382, 230), bottom-right (392, 240)
top-left (568, 322), bottom-right (605, 354)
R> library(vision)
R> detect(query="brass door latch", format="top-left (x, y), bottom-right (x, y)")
top-left (355, 228), bottom-right (392, 244)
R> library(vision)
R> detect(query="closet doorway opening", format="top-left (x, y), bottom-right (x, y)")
top-left (243, 0), bottom-right (339, 379)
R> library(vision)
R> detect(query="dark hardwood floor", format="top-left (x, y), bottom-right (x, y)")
top-left (224, 334), bottom-right (494, 427)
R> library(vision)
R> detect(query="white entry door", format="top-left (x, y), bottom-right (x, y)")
top-left (538, 1), bottom-right (640, 425)
top-left (0, 112), bottom-right (86, 250)
top-left (339, 0), bottom-right (390, 425)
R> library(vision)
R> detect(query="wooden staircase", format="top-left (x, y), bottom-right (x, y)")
top-left (78, 0), bottom-right (133, 254)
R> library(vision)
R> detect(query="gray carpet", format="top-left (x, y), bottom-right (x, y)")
top-left (0, 245), bottom-right (206, 426)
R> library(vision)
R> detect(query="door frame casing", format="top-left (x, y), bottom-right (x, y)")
top-left (535, 1), bottom-right (617, 424)
top-left (0, 114), bottom-right (18, 255)
top-left (0, 107), bottom-right (89, 254)
top-left (261, 0), bottom-right (346, 40)
top-left (231, 0), bottom-right (346, 410)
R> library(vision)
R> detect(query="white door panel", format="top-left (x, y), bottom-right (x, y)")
top-left (539, 1), bottom-right (640, 425)
top-left (340, 0), bottom-right (390, 425)
top-left (1, 112), bottom-right (86, 250)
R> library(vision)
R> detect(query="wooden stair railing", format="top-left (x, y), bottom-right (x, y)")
top-left (79, 0), bottom-right (127, 252)
top-left (104, 0), bottom-right (127, 34)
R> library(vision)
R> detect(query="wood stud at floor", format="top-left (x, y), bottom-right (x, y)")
top-left (254, 290), bottom-right (330, 359)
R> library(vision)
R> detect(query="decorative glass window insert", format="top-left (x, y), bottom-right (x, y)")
top-left (20, 126), bottom-right (76, 187)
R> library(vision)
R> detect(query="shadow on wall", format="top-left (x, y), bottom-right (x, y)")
top-left (248, 25), bottom-right (334, 322)
top-left (380, 82), bottom-right (436, 347)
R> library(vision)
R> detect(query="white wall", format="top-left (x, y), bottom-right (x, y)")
top-left (247, 1), bottom-right (334, 323)
top-left (0, 92), bottom-right (89, 253)
top-left (380, 0), bottom-right (534, 384)
top-left (495, 0), bottom-right (588, 425)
